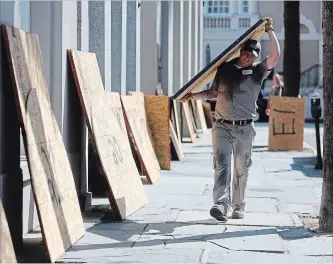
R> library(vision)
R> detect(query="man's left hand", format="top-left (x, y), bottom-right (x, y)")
top-left (264, 17), bottom-right (274, 32)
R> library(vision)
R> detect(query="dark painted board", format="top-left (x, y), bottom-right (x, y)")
top-left (171, 18), bottom-right (267, 101)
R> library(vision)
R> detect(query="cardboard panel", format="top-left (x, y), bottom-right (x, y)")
top-left (2, 25), bottom-right (84, 263)
top-left (67, 50), bottom-right (148, 220)
top-left (171, 18), bottom-right (267, 101)
top-left (268, 96), bottom-right (305, 151)
top-left (0, 200), bottom-right (16, 264)
top-left (183, 102), bottom-right (197, 143)
top-left (144, 95), bottom-right (171, 170)
top-left (121, 93), bottom-right (161, 183)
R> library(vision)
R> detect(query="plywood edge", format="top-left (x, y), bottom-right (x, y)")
top-left (144, 95), bottom-right (171, 170)
top-left (172, 19), bottom-right (267, 101)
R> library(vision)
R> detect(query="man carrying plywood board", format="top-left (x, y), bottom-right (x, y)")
top-left (174, 18), bottom-right (280, 222)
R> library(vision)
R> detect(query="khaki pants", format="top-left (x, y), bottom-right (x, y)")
top-left (211, 120), bottom-right (256, 210)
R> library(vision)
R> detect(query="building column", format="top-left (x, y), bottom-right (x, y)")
top-left (140, 1), bottom-right (158, 95)
top-left (173, 1), bottom-right (183, 94)
top-left (187, 1), bottom-right (192, 82)
top-left (126, 0), bottom-right (138, 93)
top-left (198, 0), bottom-right (203, 71)
top-left (183, 1), bottom-right (189, 85)
top-left (194, 0), bottom-right (199, 75)
top-left (109, 1), bottom-right (128, 94)
top-left (191, 0), bottom-right (197, 78)
top-left (89, 1), bottom-right (112, 91)
top-left (136, 0), bottom-right (141, 91)
top-left (31, 1), bottom-right (82, 202)
top-left (121, 0), bottom-right (127, 94)
top-left (0, 0), bottom-right (23, 252)
top-left (77, 1), bottom-right (91, 209)
top-left (161, 1), bottom-right (174, 96)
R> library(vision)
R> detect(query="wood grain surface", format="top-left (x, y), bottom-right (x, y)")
top-left (67, 50), bottom-right (148, 220)
top-left (121, 92), bottom-right (161, 183)
top-left (202, 102), bottom-right (214, 128)
top-left (268, 96), bottom-right (305, 151)
top-left (183, 102), bottom-right (197, 143)
top-left (2, 24), bottom-right (84, 263)
top-left (194, 100), bottom-right (208, 133)
top-left (144, 95), bottom-right (171, 170)
top-left (171, 99), bottom-right (181, 140)
top-left (172, 19), bottom-right (267, 100)
top-left (0, 200), bottom-right (16, 263)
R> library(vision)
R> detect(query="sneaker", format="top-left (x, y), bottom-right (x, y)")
top-left (210, 204), bottom-right (228, 222)
top-left (231, 208), bottom-right (244, 219)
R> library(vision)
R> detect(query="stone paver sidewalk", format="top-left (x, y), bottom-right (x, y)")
top-left (56, 123), bottom-right (332, 263)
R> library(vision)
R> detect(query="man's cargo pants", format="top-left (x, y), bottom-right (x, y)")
top-left (211, 120), bottom-right (256, 211)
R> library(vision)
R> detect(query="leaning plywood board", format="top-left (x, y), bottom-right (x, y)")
top-left (183, 102), bottom-right (197, 143)
top-left (0, 200), bottom-right (16, 263)
top-left (171, 18), bottom-right (267, 101)
top-left (170, 99), bottom-right (181, 140)
top-left (144, 95), bottom-right (171, 170)
top-left (2, 25), bottom-right (84, 263)
top-left (195, 100), bottom-right (208, 133)
top-left (67, 50), bottom-right (148, 219)
top-left (170, 121), bottom-right (184, 161)
top-left (121, 93), bottom-right (161, 183)
top-left (268, 96), bottom-right (305, 151)
top-left (202, 102), bottom-right (214, 128)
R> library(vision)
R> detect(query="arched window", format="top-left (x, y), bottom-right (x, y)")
top-left (300, 24), bottom-right (310, 34)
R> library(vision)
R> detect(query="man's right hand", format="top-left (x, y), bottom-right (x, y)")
top-left (180, 93), bottom-right (193, 103)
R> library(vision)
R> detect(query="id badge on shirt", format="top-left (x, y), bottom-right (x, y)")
top-left (242, 69), bottom-right (253, 75)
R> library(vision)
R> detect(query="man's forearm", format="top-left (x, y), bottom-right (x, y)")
top-left (266, 29), bottom-right (280, 69)
top-left (192, 90), bottom-right (218, 100)
top-left (268, 30), bottom-right (280, 58)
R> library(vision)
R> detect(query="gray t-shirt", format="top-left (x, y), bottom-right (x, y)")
top-left (210, 57), bottom-right (271, 121)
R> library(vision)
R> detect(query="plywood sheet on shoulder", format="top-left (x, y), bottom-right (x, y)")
top-left (268, 96), bottom-right (305, 151)
top-left (0, 200), bottom-right (16, 264)
top-left (121, 92), bottom-right (161, 183)
top-left (171, 18), bottom-right (267, 101)
top-left (67, 50), bottom-right (148, 220)
top-left (2, 24), bottom-right (84, 263)
top-left (144, 95), bottom-right (171, 170)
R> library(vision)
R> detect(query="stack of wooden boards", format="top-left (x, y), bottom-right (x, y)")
top-left (0, 24), bottom-right (190, 263)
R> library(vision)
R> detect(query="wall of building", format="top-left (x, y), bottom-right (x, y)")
top-left (0, 0), bottom-right (204, 253)
top-left (203, 0), bottom-right (322, 87)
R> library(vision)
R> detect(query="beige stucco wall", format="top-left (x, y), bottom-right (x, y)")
top-left (258, 1), bottom-right (321, 33)
top-left (261, 39), bottom-right (319, 73)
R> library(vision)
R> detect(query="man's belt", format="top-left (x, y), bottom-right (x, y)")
top-left (217, 119), bottom-right (253, 126)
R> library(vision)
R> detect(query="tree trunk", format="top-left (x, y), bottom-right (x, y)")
top-left (283, 1), bottom-right (300, 97)
top-left (319, 1), bottom-right (333, 232)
